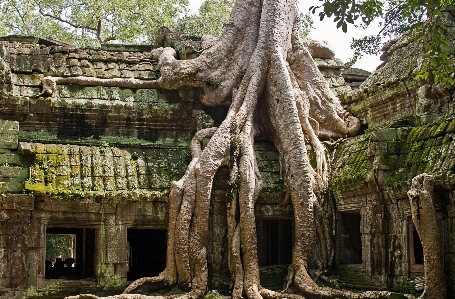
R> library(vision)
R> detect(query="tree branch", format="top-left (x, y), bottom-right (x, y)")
top-left (37, 8), bottom-right (98, 31)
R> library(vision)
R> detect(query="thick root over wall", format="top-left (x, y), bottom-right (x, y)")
top-left (64, 1), bottom-right (444, 299)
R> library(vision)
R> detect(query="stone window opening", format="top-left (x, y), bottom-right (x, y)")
top-left (45, 227), bottom-right (95, 280)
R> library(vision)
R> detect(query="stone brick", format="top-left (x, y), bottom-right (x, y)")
top-left (0, 194), bottom-right (34, 210)
top-left (368, 142), bottom-right (387, 156)
top-left (29, 97), bottom-right (52, 114)
top-left (0, 120), bottom-right (18, 150)
top-left (12, 54), bottom-right (32, 73)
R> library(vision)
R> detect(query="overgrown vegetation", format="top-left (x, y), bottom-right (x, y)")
top-left (0, 0), bottom-right (189, 47)
top-left (0, 0), bottom-right (314, 47)
top-left (311, 0), bottom-right (455, 86)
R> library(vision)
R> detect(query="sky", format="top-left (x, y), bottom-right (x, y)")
top-left (187, 0), bottom-right (383, 72)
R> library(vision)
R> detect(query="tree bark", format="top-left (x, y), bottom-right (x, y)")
top-left (407, 174), bottom-right (447, 299)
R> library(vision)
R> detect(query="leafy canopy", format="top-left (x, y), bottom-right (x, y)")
top-left (176, 0), bottom-right (234, 38)
top-left (311, 0), bottom-right (455, 86)
top-left (0, 0), bottom-right (189, 47)
top-left (46, 234), bottom-right (75, 261)
top-left (0, 0), bottom-right (314, 47)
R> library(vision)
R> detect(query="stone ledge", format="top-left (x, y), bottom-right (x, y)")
top-left (0, 194), bottom-right (34, 210)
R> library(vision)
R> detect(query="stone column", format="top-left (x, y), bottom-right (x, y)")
top-left (99, 212), bottom-right (127, 288)
top-left (28, 218), bottom-right (48, 289)
top-left (362, 200), bottom-right (386, 277)
top-left (114, 220), bottom-right (127, 280)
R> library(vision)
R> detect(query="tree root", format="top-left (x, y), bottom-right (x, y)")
top-left (407, 174), bottom-right (447, 299)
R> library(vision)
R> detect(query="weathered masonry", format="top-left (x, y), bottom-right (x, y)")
top-left (0, 33), bottom-right (454, 298)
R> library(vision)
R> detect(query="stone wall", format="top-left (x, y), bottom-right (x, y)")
top-left (331, 116), bottom-right (455, 292)
top-left (332, 24), bottom-right (455, 295)
top-left (346, 31), bottom-right (454, 128)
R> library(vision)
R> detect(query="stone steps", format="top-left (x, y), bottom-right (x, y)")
top-left (333, 264), bottom-right (385, 291)
top-left (259, 264), bottom-right (288, 291)
top-left (28, 279), bottom-right (122, 299)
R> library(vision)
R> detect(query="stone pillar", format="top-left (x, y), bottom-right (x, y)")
top-left (0, 195), bottom-right (35, 290)
top-left (28, 218), bottom-right (48, 289)
top-left (98, 212), bottom-right (127, 288)
top-left (448, 190), bottom-right (455, 297)
top-left (361, 200), bottom-right (386, 277)
top-left (360, 206), bottom-right (372, 276)
top-left (208, 167), bottom-right (229, 292)
top-left (114, 220), bottom-right (127, 280)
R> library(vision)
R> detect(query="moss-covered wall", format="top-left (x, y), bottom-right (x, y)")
top-left (345, 32), bottom-right (454, 128)
top-left (332, 22), bottom-right (455, 294)
top-left (330, 115), bottom-right (455, 291)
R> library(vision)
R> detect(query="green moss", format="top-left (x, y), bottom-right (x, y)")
top-left (25, 181), bottom-right (49, 194)
top-left (204, 290), bottom-right (223, 299)
top-left (158, 202), bottom-right (167, 220)
top-left (19, 130), bottom-right (58, 142)
top-left (330, 135), bottom-right (371, 192)
top-left (442, 134), bottom-right (453, 144)
top-left (23, 286), bottom-right (39, 297)
top-left (407, 126), bottom-right (426, 142)
top-left (101, 275), bottom-right (127, 290)
top-left (447, 118), bottom-right (455, 133)
top-left (387, 141), bottom-right (403, 155)
top-left (435, 121), bottom-right (449, 135)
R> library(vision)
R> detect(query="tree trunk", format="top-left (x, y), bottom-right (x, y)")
top-left (407, 174), bottom-right (447, 299)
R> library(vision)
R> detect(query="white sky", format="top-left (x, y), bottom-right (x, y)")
top-left (187, 0), bottom-right (383, 72)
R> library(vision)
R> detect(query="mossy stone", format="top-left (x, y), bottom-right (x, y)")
top-left (446, 118), bottom-right (455, 133)
top-left (204, 290), bottom-right (223, 299)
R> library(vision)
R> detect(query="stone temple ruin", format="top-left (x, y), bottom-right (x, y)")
top-left (0, 31), bottom-right (454, 298)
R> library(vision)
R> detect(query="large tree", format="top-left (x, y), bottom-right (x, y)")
top-left (62, 0), bottom-right (444, 299)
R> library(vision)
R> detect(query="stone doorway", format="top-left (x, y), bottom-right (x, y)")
top-left (336, 211), bottom-right (362, 265)
top-left (45, 227), bottom-right (95, 280)
top-left (408, 220), bottom-right (424, 278)
top-left (256, 219), bottom-right (293, 267)
top-left (126, 229), bottom-right (167, 281)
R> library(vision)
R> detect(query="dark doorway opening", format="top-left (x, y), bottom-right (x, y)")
top-left (336, 212), bottom-right (362, 264)
top-left (127, 229), bottom-right (167, 281)
top-left (45, 227), bottom-right (95, 279)
top-left (412, 228), bottom-right (424, 264)
top-left (256, 219), bottom-right (293, 267)
top-left (408, 221), bottom-right (424, 278)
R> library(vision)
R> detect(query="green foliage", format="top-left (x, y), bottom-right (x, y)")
top-left (176, 0), bottom-right (313, 38)
top-left (299, 12), bottom-right (315, 38)
top-left (175, 0), bottom-right (234, 37)
top-left (311, 0), bottom-right (455, 86)
top-left (310, 0), bottom-right (383, 32)
top-left (414, 13), bottom-right (455, 86)
top-left (46, 234), bottom-right (75, 261)
top-left (0, 0), bottom-right (189, 47)
top-left (23, 286), bottom-right (39, 297)
top-left (0, 0), bottom-right (314, 48)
